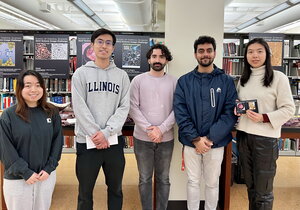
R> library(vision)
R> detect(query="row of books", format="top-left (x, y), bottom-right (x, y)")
top-left (124, 136), bottom-right (134, 149)
top-left (64, 136), bottom-right (75, 149)
top-left (0, 94), bottom-right (16, 110)
top-left (48, 95), bottom-right (71, 104)
top-left (0, 78), bottom-right (72, 93)
top-left (45, 78), bottom-right (72, 92)
top-left (279, 138), bottom-right (300, 151)
top-left (223, 41), bottom-right (300, 58)
top-left (0, 78), bottom-right (17, 92)
top-left (0, 92), bottom-right (71, 110)
top-left (223, 43), bottom-right (239, 56)
top-left (222, 58), bottom-right (243, 75)
top-left (223, 58), bottom-right (300, 77)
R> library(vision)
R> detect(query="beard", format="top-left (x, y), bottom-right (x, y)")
top-left (197, 57), bottom-right (214, 67)
top-left (150, 62), bottom-right (166, 71)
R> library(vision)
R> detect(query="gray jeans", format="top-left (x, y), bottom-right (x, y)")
top-left (134, 138), bottom-right (174, 210)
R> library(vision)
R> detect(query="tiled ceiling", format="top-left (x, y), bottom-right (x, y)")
top-left (0, 0), bottom-right (299, 33)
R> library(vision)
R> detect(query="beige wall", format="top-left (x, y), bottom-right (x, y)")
top-left (165, 0), bottom-right (225, 200)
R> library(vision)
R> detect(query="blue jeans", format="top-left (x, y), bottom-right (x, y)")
top-left (134, 138), bottom-right (174, 210)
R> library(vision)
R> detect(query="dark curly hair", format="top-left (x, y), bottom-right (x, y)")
top-left (194, 36), bottom-right (216, 53)
top-left (146, 44), bottom-right (173, 61)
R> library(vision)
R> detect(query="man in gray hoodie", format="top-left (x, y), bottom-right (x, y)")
top-left (72, 28), bottom-right (130, 210)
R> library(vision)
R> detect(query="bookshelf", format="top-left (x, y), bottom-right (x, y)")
top-left (223, 33), bottom-right (300, 78)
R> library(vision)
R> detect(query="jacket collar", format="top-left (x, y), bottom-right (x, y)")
top-left (192, 64), bottom-right (224, 78)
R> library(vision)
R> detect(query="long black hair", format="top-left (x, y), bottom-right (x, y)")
top-left (240, 38), bottom-right (274, 87)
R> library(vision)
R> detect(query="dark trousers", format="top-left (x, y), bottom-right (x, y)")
top-left (237, 131), bottom-right (279, 210)
top-left (76, 136), bottom-right (125, 210)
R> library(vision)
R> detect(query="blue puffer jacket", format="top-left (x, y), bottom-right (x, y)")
top-left (173, 65), bottom-right (238, 148)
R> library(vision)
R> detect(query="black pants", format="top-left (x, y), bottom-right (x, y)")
top-left (76, 136), bottom-right (125, 210)
top-left (237, 131), bottom-right (278, 210)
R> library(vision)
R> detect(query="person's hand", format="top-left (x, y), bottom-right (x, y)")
top-left (26, 173), bottom-right (39, 184)
top-left (146, 126), bottom-right (163, 143)
top-left (38, 170), bottom-right (49, 181)
top-left (91, 131), bottom-right (110, 149)
top-left (194, 137), bottom-right (213, 154)
top-left (234, 106), bottom-right (242, 116)
top-left (234, 100), bottom-right (242, 116)
top-left (246, 110), bottom-right (263, 123)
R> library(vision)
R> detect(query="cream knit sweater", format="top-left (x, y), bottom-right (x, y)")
top-left (236, 66), bottom-right (295, 138)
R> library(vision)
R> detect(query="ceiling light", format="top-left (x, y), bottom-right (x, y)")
top-left (68, 0), bottom-right (109, 29)
top-left (91, 15), bottom-right (106, 27)
top-left (0, 4), bottom-right (59, 30)
top-left (71, 0), bottom-right (94, 16)
top-left (288, 0), bottom-right (300, 4)
top-left (237, 18), bottom-right (259, 30)
top-left (229, 28), bottom-right (239, 33)
top-left (257, 2), bottom-right (290, 20)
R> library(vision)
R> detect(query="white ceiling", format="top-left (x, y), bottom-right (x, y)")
top-left (0, 0), bottom-right (299, 33)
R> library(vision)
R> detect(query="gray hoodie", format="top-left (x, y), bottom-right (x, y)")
top-left (71, 61), bottom-right (130, 143)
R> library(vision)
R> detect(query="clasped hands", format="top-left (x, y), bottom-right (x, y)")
top-left (91, 131), bottom-right (110, 150)
top-left (26, 170), bottom-right (49, 185)
top-left (193, 136), bottom-right (213, 154)
top-left (147, 126), bottom-right (162, 143)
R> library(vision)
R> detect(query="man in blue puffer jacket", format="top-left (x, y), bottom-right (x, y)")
top-left (173, 36), bottom-right (237, 210)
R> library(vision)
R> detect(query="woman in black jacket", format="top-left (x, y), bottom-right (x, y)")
top-left (0, 70), bottom-right (63, 210)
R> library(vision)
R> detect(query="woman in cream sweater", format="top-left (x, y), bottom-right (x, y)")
top-left (236, 38), bottom-right (295, 210)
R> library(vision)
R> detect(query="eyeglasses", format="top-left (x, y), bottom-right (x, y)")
top-left (95, 39), bottom-right (113, 47)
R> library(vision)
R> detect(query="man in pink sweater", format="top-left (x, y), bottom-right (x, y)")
top-left (129, 44), bottom-right (177, 210)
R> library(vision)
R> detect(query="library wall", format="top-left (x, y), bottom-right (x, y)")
top-left (165, 0), bottom-right (225, 200)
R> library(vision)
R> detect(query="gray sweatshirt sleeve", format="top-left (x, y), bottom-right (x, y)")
top-left (101, 73), bottom-right (131, 139)
top-left (71, 71), bottom-right (100, 136)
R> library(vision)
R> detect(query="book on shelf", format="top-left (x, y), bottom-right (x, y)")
top-left (222, 58), bottom-right (243, 75)
top-left (124, 136), bottom-right (134, 148)
top-left (44, 78), bottom-right (72, 92)
top-left (0, 78), bottom-right (17, 92)
top-left (223, 42), bottom-right (239, 56)
top-left (64, 136), bottom-right (75, 149)
top-left (48, 95), bottom-right (71, 104)
top-left (0, 94), bottom-right (16, 110)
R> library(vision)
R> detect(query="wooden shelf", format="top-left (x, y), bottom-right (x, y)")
top-left (62, 148), bottom-right (76, 153)
top-left (279, 150), bottom-right (296, 156)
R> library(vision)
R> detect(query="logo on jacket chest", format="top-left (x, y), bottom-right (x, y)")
top-left (87, 81), bottom-right (120, 94)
